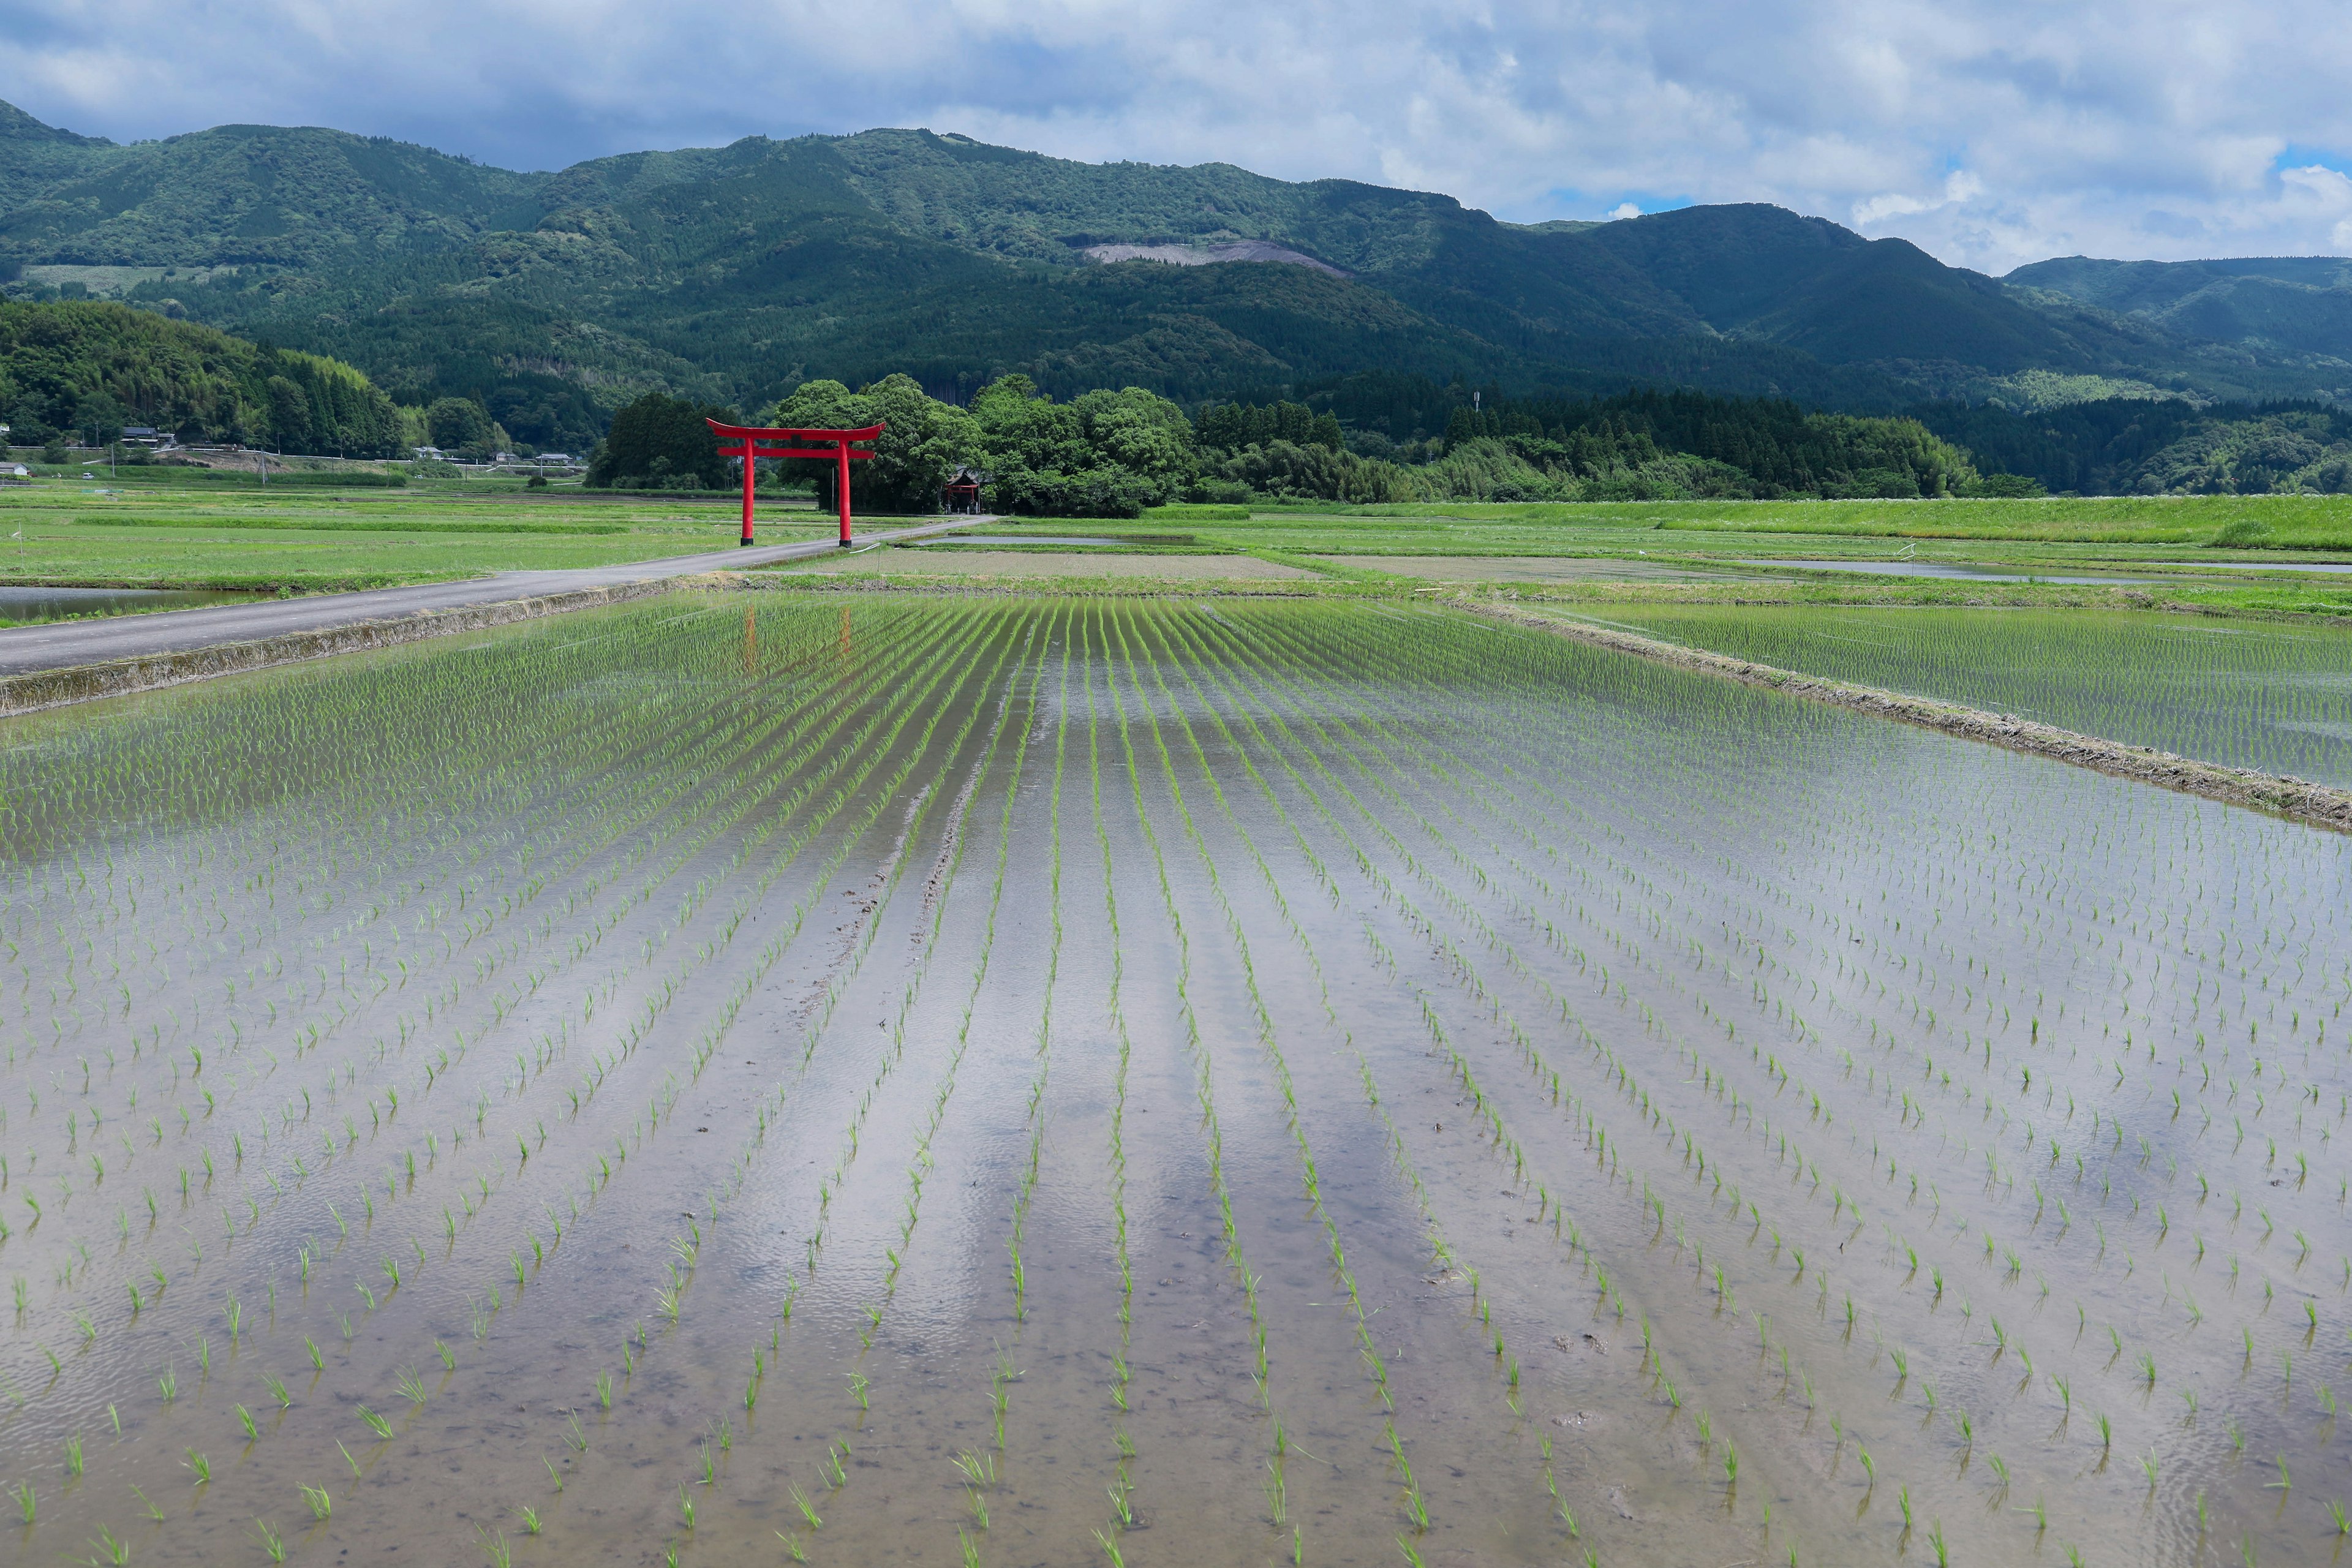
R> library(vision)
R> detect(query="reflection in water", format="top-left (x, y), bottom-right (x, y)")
top-left (0, 592), bottom-right (2342, 1568)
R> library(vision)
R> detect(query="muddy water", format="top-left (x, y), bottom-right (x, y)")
top-left (2, 592), bottom-right (2346, 1567)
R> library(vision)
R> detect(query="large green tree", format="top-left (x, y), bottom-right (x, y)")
top-left (585, 391), bottom-right (737, 488)
top-left (972, 376), bottom-right (1195, 516)
top-left (763, 374), bottom-right (977, 514)
top-left (424, 396), bottom-right (497, 457)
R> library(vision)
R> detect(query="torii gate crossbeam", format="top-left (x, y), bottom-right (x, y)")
top-left (707, 419), bottom-right (886, 548)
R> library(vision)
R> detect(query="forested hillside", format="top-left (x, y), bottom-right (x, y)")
top-left (2009, 256), bottom-right (2352, 364)
top-left (0, 300), bottom-right (404, 453)
top-left (1912, 397), bottom-right (2352, 496)
top-left (1, 101), bottom-right (2343, 462)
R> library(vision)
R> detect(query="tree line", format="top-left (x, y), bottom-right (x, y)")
top-left (586, 375), bottom-right (1196, 516)
top-left (583, 372), bottom-right (2048, 513)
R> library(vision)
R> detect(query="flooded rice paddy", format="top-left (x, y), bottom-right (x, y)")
top-left (1, 593), bottom-right (2348, 1568)
top-left (1586, 603), bottom-right (2352, 791)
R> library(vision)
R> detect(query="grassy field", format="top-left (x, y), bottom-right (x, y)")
top-left (808, 543), bottom-right (2352, 624)
top-left (1140, 494), bottom-right (2352, 552)
top-left (8, 481), bottom-right (2352, 622)
top-left (0, 480), bottom-right (833, 589)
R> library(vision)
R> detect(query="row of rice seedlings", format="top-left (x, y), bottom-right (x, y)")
top-left (1071, 614), bottom-right (1154, 1560)
top-left (1120, 603), bottom-right (1563, 1547)
top-left (1270, 606), bottom-right (2060, 1495)
top-left (1085, 606), bottom-right (1328, 1556)
top-left (1, 601), bottom-right (1003, 1547)
top-left (233, 602), bottom-right (992, 1545)
top-left (1145, 604), bottom-right (1595, 1547)
top-left (735, 609), bottom-right (1052, 1565)
top-left (2, 598), bottom-right (918, 1352)
top-left (1364, 635), bottom-right (2333, 1504)
top-left (1124, 606), bottom-right (1571, 1542)
top-left (1242, 597), bottom-right (2342, 1561)
top-left (1091, 705), bottom-right (1142, 1568)
top-left (1012, 616), bottom-right (1072, 1339)
top-left (1185, 602), bottom-right (1937, 1554)
top-left (529, 608), bottom-right (1038, 1562)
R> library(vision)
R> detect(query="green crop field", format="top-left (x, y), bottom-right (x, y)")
top-left (0, 483), bottom-right (834, 590)
top-left (7, 486), bottom-right (2352, 596)
top-left (1128, 494), bottom-right (2352, 557)
top-left (2, 592), bottom-right (2348, 1568)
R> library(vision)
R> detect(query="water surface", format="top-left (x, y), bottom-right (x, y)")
top-left (1, 594), bottom-right (2343, 1568)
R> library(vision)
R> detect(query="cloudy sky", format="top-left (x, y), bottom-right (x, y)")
top-left (2, 0), bottom-right (2345, 274)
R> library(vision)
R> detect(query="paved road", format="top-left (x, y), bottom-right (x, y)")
top-left (0, 516), bottom-right (975, 677)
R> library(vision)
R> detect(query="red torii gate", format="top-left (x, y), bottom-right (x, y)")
top-left (707, 418), bottom-right (886, 548)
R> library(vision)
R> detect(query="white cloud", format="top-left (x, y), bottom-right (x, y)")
top-left (1851, 171), bottom-right (1983, 233)
top-left (1608, 202), bottom-right (1642, 220)
top-left (0, 1), bottom-right (2347, 271)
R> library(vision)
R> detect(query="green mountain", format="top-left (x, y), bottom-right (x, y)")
top-left (2007, 255), bottom-right (2352, 369)
top-left (1, 101), bottom-right (2345, 455)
